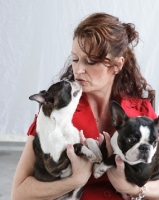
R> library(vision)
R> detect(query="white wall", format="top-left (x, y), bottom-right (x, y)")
top-left (0, 0), bottom-right (159, 141)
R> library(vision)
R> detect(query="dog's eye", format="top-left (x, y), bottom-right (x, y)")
top-left (73, 91), bottom-right (78, 97)
top-left (126, 138), bottom-right (137, 144)
top-left (152, 140), bottom-right (158, 147)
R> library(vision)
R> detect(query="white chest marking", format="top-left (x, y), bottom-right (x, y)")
top-left (36, 108), bottom-right (80, 162)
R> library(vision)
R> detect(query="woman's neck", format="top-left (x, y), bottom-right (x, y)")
top-left (85, 89), bottom-right (111, 118)
top-left (85, 90), bottom-right (115, 135)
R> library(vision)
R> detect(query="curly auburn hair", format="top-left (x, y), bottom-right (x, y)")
top-left (60, 12), bottom-right (154, 102)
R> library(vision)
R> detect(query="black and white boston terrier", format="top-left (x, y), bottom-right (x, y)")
top-left (29, 80), bottom-right (102, 200)
top-left (93, 101), bottom-right (159, 198)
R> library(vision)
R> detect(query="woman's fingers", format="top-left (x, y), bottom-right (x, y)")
top-left (66, 144), bottom-right (92, 186)
top-left (97, 133), bottom-right (104, 146)
top-left (66, 144), bottom-right (77, 164)
top-left (103, 131), bottom-right (113, 157)
top-left (79, 130), bottom-right (87, 145)
top-left (115, 155), bottom-right (125, 177)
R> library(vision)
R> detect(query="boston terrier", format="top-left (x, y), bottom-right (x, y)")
top-left (29, 80), bottom-right (102, 200)
top-left (93, 101), bottom-right (159, 199)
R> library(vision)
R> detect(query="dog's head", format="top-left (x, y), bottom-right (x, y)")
top-left (29, 80), bottom-right (82, 117)
top-left (110, 101), bottom-right (159, 164)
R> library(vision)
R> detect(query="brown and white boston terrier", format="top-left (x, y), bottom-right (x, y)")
top-left (29, 80), bottom-right (102, 200)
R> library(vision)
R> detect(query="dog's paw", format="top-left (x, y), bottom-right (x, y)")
top-left (81, 146), bottom-right (99, 163)
top-left (93, 162), bottom-right (108, 179)
top-left (86, 138), bottom-right (103, 163)
top-left (87, 153), bottom-right (98, 163)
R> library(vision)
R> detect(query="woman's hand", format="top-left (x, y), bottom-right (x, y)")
top-left (104, 133), bottom-right (140, 196)
top-left (104, 131), bottom-right (129, 193)
top-left (107, 154), bottom-right (140, 196)
top-left (66, 144), bottom-right (93, 187)
top-left (103, 131), bottom-right (113, 156)
top-left (107, 156), bottom-right (128, 192)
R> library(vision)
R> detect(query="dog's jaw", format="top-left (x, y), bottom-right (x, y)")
top-left (125, 144), bottom-right (156, 164)
top-left (125, 125), bottom-right (157, 164)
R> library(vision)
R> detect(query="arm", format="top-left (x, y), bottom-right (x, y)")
top-left (107, 155), bottom-right (159, 200)
top-left (11, 136), bottom-right (92, 200)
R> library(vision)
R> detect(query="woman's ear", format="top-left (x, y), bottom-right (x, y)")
top-left (114, 57), bottom-right (125, 74)
top-left (117, 56), bottom-right (125, 70)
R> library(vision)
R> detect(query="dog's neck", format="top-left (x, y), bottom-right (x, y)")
top-left (51, 107), bottom-right (74, 127)
top-left (36, 101), bottom-right (80, 162)
top-left (51, 97), bottom-right (80, 126)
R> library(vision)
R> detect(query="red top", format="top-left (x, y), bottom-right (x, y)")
top-left (27, 93), bottom-right (157, 200)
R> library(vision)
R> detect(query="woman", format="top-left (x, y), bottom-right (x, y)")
top-left (11, 13), bottom-right (158, 200)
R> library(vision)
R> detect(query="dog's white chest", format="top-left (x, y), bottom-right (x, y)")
top-left (36, 110), bottom-right (80, 162)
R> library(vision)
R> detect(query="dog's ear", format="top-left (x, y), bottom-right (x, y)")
top-left (153, 118), bottom-right (159, 133)
top-left (29, 90), bottom-right (47, 104)
top-left (110, 101), bottom-right (128, 129)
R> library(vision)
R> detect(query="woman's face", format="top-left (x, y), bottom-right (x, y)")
top-left (71, 38), bottom-right (115, 94)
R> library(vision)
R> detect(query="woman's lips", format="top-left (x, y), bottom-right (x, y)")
top-left (76, 79), bottom-right (86, 84)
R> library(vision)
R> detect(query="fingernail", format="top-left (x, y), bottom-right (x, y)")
top-left (116, 155), bottom-right (122, 162)
top-left (67, 144), bottom-right (72, 148)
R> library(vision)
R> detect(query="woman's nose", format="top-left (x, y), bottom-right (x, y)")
top-left (74, 61), bottom-right (85, 74)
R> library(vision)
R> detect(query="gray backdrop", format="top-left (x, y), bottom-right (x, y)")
top-left (0, 0), bottom-right (159, 141)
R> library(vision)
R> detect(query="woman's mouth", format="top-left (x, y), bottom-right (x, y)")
top-left (76, 79), bottom-right (86, 84)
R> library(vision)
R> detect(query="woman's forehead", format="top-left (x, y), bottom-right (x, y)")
top-left (72, 37), bottom-right (115, 63)
top-left (71, 38), bottom-right (88, 56)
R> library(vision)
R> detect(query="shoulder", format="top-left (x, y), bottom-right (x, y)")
top-left (27, 115), bottom-right (37, 136)
top-left (121, 97), bottom-right (157, 119)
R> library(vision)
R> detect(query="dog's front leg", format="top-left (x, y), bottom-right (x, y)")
top-left (43, 151), bottom-right (71, 178)
top-left (73, 143), bottom-right (99, 163)
top-left (43, 143), bottom-right (100, 179)
top-left (93, 154), bottom-right (116, 179)
top-left (85, 138), bottom-right (103, 163)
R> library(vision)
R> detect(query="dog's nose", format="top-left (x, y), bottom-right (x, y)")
top-left (139, 144), bottom-right (150, 153)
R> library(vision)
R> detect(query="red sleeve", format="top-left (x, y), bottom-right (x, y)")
top-left (121, 98), bottom-right (157, 119)
top-left (27, 114), bottom-right (37, 136)
top-left (141, 100), bottom-right (157, 119)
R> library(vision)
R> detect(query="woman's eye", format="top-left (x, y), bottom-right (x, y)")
top-left (152, 140), bottom-right (158, 147)
top-left (71, 57), bottom-right (96, 65)
top-left (72, 59), bottom-right (78, 63)
top-left (86, 59), bottom-right (96, 65)
top-left (86, 60), bottom-right (96, 65)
